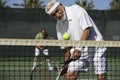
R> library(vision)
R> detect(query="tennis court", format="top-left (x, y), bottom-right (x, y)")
top-left (0, 8), bottom-right (120, 80)
top-left (0, 39), bottom-right (120, 80)
top-left (0, 57), bottom-right (120, 80)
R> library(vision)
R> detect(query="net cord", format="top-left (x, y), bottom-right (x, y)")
top-left (0, 38), bottom-right (119, 47)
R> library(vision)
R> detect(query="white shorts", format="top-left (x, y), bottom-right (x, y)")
top-left (35, 48), bottom-right (49, 56)
top-left (92, 47), bottom-right (107, 74)
top-left (68, 47), bottom-right (107, 74)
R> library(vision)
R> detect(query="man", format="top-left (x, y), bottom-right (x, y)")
top-left (32, 28), bottom-right (53, 71)
top-left (45, 1), bottom-right (107, 80)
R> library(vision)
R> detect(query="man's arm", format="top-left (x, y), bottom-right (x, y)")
top-left (36, 46), bottom-right (44, 50)
top-left (64, 47), bottom-right (72, 63)
top-left (80, 27), bottom-right (91, 40)
top-left (71, 27), bottom-right (90, 60)
top-left (59, 47), bottom-right (73, 76)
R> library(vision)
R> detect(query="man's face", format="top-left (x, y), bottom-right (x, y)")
top-left (41, 30), bottom-right (46, 36)
top-left (50, 4), bottom-right (66, 21)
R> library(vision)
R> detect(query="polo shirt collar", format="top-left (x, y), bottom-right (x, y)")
top-left (65, 6), bottom-right (72, 21)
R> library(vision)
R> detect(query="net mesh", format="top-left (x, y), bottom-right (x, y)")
top-left (0, 38), bottom-right (120, 80)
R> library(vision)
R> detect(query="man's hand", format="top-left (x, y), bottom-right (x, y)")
top-left (36, 46), bottom-right (44, 50)
top-left (71, 48), bottom-right (81, 60)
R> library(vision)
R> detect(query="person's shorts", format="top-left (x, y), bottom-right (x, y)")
top-left (67, 47), bottom-right (107, 74)
top-left (35, 48), bottom-right (49, 56)
top-left (92, 47), bottom-right (107, 74)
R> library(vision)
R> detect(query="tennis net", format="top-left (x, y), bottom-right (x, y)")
top-left (0, 38), bottom-right (120, 80)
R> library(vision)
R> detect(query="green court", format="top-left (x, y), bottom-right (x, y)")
top-left (0, 57), bottom-right (120, 80)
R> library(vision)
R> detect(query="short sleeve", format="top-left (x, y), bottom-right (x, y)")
top-left (35, 33), bottom-right (42, 39)
top-left (76, 6), bottom-right (92, 30)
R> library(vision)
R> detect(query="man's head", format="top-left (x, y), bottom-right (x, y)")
top-left (41, 28), bottom-right (46, 37)
top-left (45, 1), bottom-right (66, 21)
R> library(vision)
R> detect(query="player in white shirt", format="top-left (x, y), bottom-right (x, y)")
top-left (45, 1), bottom-right (107, 80)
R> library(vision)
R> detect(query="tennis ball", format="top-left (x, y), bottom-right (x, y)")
top-left (63, 33), bottom-right (70, 40)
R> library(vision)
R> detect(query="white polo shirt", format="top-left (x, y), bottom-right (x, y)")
top-left (56, 5), bottom-right (107, 74)
top-left (56, 5), bottom-right (103, 41)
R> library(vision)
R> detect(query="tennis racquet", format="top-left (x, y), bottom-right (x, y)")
top-left (55, 47), bottom-right (77, 80)
top-left (30, 65), bottom-right (40, 80)
top-left (30, 70), bottom-right (34, 80)
top-left (55, 58), bottom-right (74, 80)
top-left (56, 69), bottom-right (62, 80)
top-left (55, 64), bottom-right (68, 80)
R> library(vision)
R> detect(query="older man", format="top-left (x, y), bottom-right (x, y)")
top-left (45, 1), bottom-right (107, 80)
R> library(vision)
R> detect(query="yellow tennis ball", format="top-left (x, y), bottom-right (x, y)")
top-left (63, 33), bottom-right (70, 40)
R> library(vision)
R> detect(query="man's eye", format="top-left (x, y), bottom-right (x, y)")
top-left (51, 13), bottom-right (56, 16)
top-left (55, 9), bottom-right (59, 12)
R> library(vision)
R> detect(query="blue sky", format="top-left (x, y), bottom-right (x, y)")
top-left (4, 0), bottom-right (112, 10)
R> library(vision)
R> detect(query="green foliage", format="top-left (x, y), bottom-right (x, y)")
top-left (23, 0), bottom-right (44, 8)
top-left (13, 0), bottom-right (45, 8)
top-left (110, 0), bottom-right (120, 10)
top-left (0, 0), bottom-right (10, 8)
top-left (76, 0), bottom-right (94, 10)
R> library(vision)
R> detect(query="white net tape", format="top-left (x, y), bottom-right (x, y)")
top-left (0, 38), bottom-right (120, 47)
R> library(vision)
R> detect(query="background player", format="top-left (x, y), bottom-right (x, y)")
top-left (32, 28), bottom-right (53, 71)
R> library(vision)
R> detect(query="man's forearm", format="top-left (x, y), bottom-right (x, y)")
top-left (36, 46), bottom-right (44, 50)
top-left (64, 47), bottom-right (71, 63)
top-left (81, 27), bottom-right (90, 40)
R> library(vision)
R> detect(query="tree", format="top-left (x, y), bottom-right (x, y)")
top-left (76, 0), bottom-right (94, 10)
top-left (110, 0), bottom-right (120, 10)
top-left (13, 0), bottom-right (45, 8)
top-left (0, 0), bottom-right (10, 8)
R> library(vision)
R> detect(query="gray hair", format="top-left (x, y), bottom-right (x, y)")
top-left (45, 0), bottom-right (56, 13)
